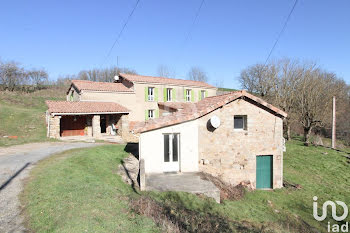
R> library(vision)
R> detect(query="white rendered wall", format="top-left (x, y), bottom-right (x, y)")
top-left (139, 119), bottom-right (199, 174)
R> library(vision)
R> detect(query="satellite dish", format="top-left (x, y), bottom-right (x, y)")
top-left (210, 115), bottom-right (220, 128)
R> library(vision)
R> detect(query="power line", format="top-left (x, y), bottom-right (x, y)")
top-left (182, 0), bottom-right (205, 47)
top-left (102, 0), bottom-right (141, 66)
top-left (264, 0), bottom-right (298, 66)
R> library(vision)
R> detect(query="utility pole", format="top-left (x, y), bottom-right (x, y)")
top-left (117, 56), bottom-right (119, 67)
top-left (332, 96), bottom-right (336, 149)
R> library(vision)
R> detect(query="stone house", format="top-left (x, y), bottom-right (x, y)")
top-left (134, 90), bottom-right (287, 190)
top-left (46, 73), bottom-right (217, 140)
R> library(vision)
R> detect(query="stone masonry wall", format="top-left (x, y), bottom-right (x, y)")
top-left (198, 98), bottom-right (284, 189)
top-left (120, 114), bottom-right (139, 143)
top-left (92, 115), bottom-right (101, 137)
top-left (48, 115), bottom-right (60, 138)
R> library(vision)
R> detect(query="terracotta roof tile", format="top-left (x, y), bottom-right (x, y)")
top-left (133, 90), bottom-right (287, 133)
top-left (129, 121), bottom-right (144, 131)
top-left (46, 101), bottom-right (130, 114)
top-left (119, 73), bottom-right (216, 89)
top-left (157, 102), bottom-right (195, 111)
top-left (71, 80), bottom-right (133, 92)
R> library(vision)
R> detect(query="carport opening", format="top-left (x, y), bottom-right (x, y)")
top-left (60, 115), bottom-right (87, 137)
top-left (58, 113), bottom-right (126, 137)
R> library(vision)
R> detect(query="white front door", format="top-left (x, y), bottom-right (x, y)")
top-left (163, 134), bottom-right (180, 172)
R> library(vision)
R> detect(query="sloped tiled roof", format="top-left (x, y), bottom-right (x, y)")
top-left (133, 90), bottom-right (287, 133)
top-left (71, 80), bottom-right (133, 92)
top-left (46, 101), bottom-right (130, 114)
top-left (119, 73), bottom-right (216, 89)
top-left (158, 102), bottom-right (195, 111)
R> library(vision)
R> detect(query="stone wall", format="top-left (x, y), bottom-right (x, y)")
top-left (198, 97), bottom-right (284, 189)
top-left (92, 115), bottom-right (101, 137)
top-left (120, 114), bottom-right (139, 142)
top-left (48, 115), bottom-right (60, 138)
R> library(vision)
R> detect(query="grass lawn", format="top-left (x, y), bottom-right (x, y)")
top-left (21, 145), bottom-right (159, 233)
top-left (21, 140), bottom-right (350, 233)
top-left (0, 88), bottom-right (65, 147)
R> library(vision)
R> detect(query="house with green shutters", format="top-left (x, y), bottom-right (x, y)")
top-left (46, 73), bottom-right (217, 140)
top-left (134, 90), bottom-right (287, 190)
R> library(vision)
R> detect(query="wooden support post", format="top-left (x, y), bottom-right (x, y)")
top-left (332, 96), bottom-right (336, 149)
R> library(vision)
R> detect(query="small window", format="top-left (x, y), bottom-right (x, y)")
top-left (201, 90), bottom-right (206, 100)
top-left (234, 115), bottom-right (247, 130)
top-left (186, 89), bottom-right (191, 102)
top-left (167, 88), bottom-right (172, 102)
top-left (148, 87), bottom-right (154, 101)
top-left (148, 109), bottom-right (155, 119)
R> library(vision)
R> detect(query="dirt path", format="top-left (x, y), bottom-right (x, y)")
top-left (0, 142), bottom-right (99, 233)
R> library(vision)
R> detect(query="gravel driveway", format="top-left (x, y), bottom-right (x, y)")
top-left (0, 142), bottom-right (99, 233)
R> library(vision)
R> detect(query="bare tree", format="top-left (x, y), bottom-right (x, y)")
top-left (273, 59), bottom-right (303, 140)
top-left (0, 61), bottom-right (26, 91)
top-left (27, 68), bottom-right (48, 88)
top-left (238, 58), bottom-right (350, 145)
top-left (238, 63), bottom-right (278, 97)
top-left (187, 66), bottom-right (208, 82)
top-left (77, 66), bottom-right (137, 82)
top-left (157, 65), bottom-right (176, 78)
top-left (294, 67), bottom-right (347, 145)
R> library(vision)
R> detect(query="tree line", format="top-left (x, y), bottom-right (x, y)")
top-left (55, 67), bottom-right (138, 87)
top-left (0, 60), bottom-right (49, 92)
top-left (238, 58), bottom-right (350, 146)
top-left (0, 58), bottom-right (210, 92)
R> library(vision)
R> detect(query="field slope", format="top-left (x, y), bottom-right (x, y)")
top-left (0, 88), bottom-right (66, 146)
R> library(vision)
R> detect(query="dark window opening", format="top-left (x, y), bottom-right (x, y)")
top-left (172, 134), bottom-right (178, 162)
top-left (234, 115), bottom-right (247, 130)
top-left (164, 134), bottom-right (170, 162)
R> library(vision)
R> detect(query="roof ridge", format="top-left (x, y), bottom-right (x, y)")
top-left (120, 73), bottom-right (210, 84)
top-left (72, 79), bottom-right (120, 84)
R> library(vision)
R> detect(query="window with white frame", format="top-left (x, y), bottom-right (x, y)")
top-left (234, 115), bottom-right (247, 130)
top-left (186, 89), bottom-right (191, 102)
top-left (167, 88), bottom-right (172, 102)
top-left (148, 87), bottom-right (154, 101)
top-left (148, 109), bottom-right (155, 119)
top-left (201, 90), bottom-right (206, 100)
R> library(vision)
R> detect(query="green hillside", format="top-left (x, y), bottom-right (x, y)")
top-left (0, 88), bottom-right (66, 147)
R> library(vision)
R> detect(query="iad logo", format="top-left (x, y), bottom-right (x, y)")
top-left (313, 196), bottom-right (349, 232)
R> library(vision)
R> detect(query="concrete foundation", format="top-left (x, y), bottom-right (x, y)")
top-left (145, 173), bottom-right (220, 203)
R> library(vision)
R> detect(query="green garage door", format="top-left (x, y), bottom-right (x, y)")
top-left (256, 155), bottom-right (273, 189)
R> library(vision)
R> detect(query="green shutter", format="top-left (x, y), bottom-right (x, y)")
top-left (163, 88), bottom-right (167, 102)
top-left (172, 88), bottom-right (176, 101)
top-left (205, 90), bottom-right (208, 98)
top-left (155, 109), bottom-right (159, 118)
top-left (184, 89), bottom-right (186, 101)
top-left (256, 156), bottom-right (273, 189)
top-left (145, 87), bottom-right (148, 101)
top-left (145, 110), bottom-right (149, 121)
top-left (155, 88), bottom-right (158, 101)
top-left (191, 89), bottom-right (195, 102)
top-left (198, 90), bottom-right (201, 101)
